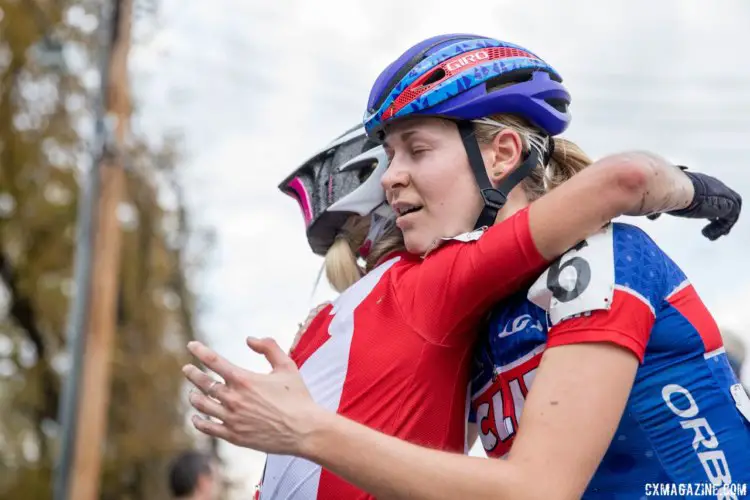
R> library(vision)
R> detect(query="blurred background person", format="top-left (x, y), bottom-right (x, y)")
top-left (168, 450), bottom-right (220, 500)
top-left (723, 329), bottom-right (747, 381)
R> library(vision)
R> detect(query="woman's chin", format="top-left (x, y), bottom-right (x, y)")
top-left (403, 233), bottom-right (431, 255)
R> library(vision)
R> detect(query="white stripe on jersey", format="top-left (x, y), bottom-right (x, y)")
top-left (260, 257), bottom-right (400, 500)
top-left (704, 346), bottom-right (726, 360)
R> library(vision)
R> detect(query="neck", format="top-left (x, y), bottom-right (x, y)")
top-left (493, 186), bottom-right (530, 224)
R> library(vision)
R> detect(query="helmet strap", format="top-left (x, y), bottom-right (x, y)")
top-left (456, 120), bottom-right (539, 230)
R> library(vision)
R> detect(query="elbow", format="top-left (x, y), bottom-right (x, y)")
top-left (599, 154), bottom-right (649, 216)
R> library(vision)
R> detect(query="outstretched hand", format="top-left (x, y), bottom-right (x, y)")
top-left (182, 338), bottom-right (320, 456)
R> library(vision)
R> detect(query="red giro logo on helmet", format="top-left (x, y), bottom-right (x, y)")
top-left (445, 50), bottom-right (490, 72)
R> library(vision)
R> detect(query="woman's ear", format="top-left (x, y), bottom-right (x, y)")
top-left (486, 128), bottom-right (524, 187)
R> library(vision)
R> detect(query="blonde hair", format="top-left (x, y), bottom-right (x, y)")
top-left (324, 215), bottom-right (404, 292)
top-left (473, 114), bottom-right (593, 201)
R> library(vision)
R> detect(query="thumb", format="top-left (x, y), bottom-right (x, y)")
top-left (247, 337), bottom-right (295, 370)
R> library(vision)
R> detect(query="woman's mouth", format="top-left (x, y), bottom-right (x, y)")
top-left (392, 202), bottom-right (424, 228)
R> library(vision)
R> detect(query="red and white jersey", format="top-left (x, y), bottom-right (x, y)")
top-left (259, 208), bottom-right (547, 500)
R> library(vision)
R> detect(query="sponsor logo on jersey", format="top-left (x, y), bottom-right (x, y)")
top-left (498, 314), bottom-right (543, 338)
top-left (661, 383), bottom-right (738, 499)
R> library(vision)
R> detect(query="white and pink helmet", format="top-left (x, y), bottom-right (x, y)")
top-left (278, 124), bottom-right (393, 256)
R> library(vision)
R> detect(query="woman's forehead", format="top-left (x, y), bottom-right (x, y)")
top-left (384, 118), bottom-right (453, 145)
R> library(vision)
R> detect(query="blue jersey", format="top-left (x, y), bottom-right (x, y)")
top-left (470, 223), bottom-right (750, 499)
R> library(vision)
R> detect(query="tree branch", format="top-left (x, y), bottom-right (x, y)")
top-left (0, 251), bottom-right (60, 420)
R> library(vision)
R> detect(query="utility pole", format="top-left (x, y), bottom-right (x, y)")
top-left (53, 0), bottom-right (133, 499)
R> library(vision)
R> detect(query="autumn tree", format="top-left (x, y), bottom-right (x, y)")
top-left (0, 0), bottom-right (213, 497)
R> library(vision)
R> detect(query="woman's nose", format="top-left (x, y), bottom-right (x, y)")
top-left (381, 158), bottom-right (410, 192)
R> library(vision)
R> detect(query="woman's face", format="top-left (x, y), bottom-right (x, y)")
top-left (381, 118), bottom-right (483, 254)
top-left (381, 117), bottom-right (521, 254)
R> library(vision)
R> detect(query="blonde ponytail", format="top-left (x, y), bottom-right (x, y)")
top-left (543, 137), bottom-right (593, 193)
top-left (323, 216), bottom-right (368, 292)
top-left (324, 237), bottom-right (361, 293)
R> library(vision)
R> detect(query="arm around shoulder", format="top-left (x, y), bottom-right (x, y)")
top-left (529, 151), bottom-right (692, 261)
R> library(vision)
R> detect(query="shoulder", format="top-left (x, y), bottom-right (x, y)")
top-left (420, 227), bottom-right (488, 258)
top-left (610, 223), bottom-right (686, 308)
top-left (527, 223), bottom-right (685, 325)
top-left (610, 223), bottom-right (664, 278)
top-left (422, 207), bottom-right (534, 258)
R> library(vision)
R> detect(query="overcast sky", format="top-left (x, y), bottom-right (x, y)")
top-left (130, 0), bottom-right (750, 496)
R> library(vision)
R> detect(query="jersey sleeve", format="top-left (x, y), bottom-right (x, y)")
top-left (399, 207), bottom-right (548, 345)
top-left (527, 224), bottom-right (665, 362)
top-left (289, 303), bottom-right (335, 367)
top-left (290, 302), bottom-right (331, 353)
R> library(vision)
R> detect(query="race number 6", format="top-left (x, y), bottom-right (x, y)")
top-left (546, 240), bottom-right (592, 303)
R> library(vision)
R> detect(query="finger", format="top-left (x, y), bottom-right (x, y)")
top-left (187, 341), bottom-right (241, 383)
top-left (191, 414), bottom-right (235, 442)
top-left (247, 337), bottom-right (295, 370)
top-left (182, 364), bottom-right (229, 401)
top-left (703, 219), bottom-right (735, 241)
top-left (707, 216), bottom-right (736, 239)
top-left (702, 225), bottom-right (721, 241)
top-left (189, 390), bottom-right (229, 422)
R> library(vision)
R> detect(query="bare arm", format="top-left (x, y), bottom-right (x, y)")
top-left (184, 335), bottom-right (636, 499)
top-left (529, 151), bottom-right (692, 260)
top-left (298, 343), bottom-right (637, 500)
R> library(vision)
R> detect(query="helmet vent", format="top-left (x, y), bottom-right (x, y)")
top-left (486, 69), bottom-right (535, 92)
top-left (421, 68), bottom-right (446, 86)
top-left (357, 162), bottom-right (377, 183)
top-left (545, 98), bottom-right (568, 113)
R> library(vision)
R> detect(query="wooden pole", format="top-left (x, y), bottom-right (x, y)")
top-left (64, 0), bottom-right (132, 498)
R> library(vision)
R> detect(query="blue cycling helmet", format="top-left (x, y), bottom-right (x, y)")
top-left (364, 34), bottom-right (571, 228)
